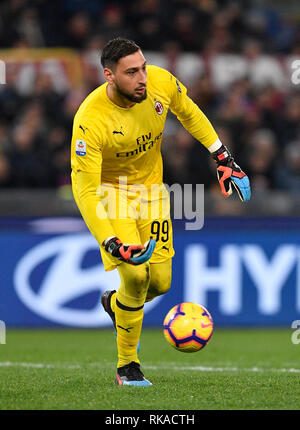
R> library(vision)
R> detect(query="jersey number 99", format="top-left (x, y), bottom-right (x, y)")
top-left (150, 220), bottom-right (169, 243)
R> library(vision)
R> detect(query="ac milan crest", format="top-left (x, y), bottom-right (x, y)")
top-left (155, 101), bottom-right (164, 115)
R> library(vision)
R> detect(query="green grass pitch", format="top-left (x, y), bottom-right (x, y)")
top-left (0, 327), bottom-right (299, 410)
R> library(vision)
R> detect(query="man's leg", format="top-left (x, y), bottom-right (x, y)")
top-left (146, 259), bottom-right (172, 302)
top-left (111, 261), bottom-right (150, 367)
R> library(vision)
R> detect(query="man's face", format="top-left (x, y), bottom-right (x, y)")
top-left (108, 50), bottom-right (147, 103)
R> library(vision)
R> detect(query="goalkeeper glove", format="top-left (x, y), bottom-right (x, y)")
top-left (212, 145), bottom-right (251, 202)
top-left (103, 237), bottom-right (156, 265)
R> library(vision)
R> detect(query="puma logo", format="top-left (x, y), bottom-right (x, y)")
top-left (162, 246), bottom-right (169, 252)
top-left (79, 125), bottom-right (88, 134)
top-left (113, 127), bottom-right (124, 136)
top-left (117, 325), bottom-right (133, 333)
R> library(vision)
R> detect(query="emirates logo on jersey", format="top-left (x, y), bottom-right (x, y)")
top-left (155, 101), bottom-right (164, 115)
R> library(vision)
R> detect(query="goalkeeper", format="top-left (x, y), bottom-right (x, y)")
top-left (71, 38), bottom-right (251, 386)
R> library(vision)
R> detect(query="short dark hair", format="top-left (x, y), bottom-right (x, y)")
top-left (101, 37), bottom-right (141, 68)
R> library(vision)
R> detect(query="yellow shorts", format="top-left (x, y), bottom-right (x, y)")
top-left (98, 183), bottom-right (175, 271)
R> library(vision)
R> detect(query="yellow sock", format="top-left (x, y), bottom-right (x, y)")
top-left (115, 296), bottom-right (144, 368)
top-left (112, 262), bottom-right (150, 368)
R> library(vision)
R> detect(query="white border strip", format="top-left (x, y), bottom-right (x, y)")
top-left (144, 365), bottom-right (300, 373)
top-left (0, 361), bottom-right (299, 373)
top-left (0, 361), bottom-right (80, 369)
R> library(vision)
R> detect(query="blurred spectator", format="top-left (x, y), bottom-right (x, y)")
top-left (243, 129), bottom-right (278, 191)
top-left (81, 35), bottom-right (107, 91)
top-left (188, 73), bottom-right (219, 117)
top-left (17, 6), bottom-right (45, 47)
top-left (274, 140), bottom-right (300, 192)
top-left (243, 39), bottom-right (287, 89)
top-left (96, 4), bottom-right (134, 44)
top-left (163, 128), bottom-right (196, 186)
top-left (63, 12), bottom-right (92, 49)
top-left (275, 93), bottom-right (300, 146)
top-left (0, 153), bottom-right (11, 186)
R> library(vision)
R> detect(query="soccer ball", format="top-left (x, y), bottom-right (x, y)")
top-left (163, 302), bottom-right (213, 352)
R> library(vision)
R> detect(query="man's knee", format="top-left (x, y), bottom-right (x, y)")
top-left (134, 263), bottom-right (150, 289)
top-left (123, 262), bottom-right (150, 294)
top-left (150, 274), bottom-right (171, 296)
top-left (147, 261), bottom-right (172, 299)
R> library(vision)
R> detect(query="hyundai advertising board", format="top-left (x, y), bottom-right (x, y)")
top-left (1, 217), bottom-right (300, 327)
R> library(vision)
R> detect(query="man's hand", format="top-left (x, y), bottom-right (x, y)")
top-left (212, 145), bottom-right (251, 202)
top-left (103, 237), bottom-right (156, 265)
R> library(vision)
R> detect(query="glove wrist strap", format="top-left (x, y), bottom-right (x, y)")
top-left (104, 236), bottom-right (121, 254)
top-left (212, 145), bottom-right (233, 166)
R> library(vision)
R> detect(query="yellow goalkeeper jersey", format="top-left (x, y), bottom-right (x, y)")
top-left (71, 65), bottom-right (218, 189)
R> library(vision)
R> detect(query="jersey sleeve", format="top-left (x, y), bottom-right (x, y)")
top-left (168, 75), bottom-right (219, 149)
top-left (71, 115), bottom-right (103, 173)
top-left (71, 114), bottom-right (116, 246)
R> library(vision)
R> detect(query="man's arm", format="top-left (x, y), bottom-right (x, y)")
top-left (169, 76), bottom-right (251, 201)
top-left (71, 118), bottom-right (117, 245)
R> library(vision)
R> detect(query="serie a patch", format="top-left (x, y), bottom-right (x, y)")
top-left (75, 139), bottom-right (86, 156)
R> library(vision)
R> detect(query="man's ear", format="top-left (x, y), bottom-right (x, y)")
top-left (103, 67), bottom-right (114, 85)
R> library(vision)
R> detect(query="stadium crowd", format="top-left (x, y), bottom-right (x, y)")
top-left (0, 0), bottom-right (300, 194)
